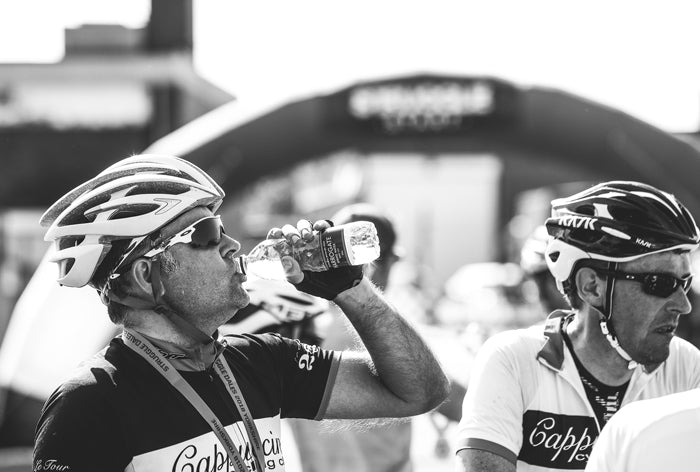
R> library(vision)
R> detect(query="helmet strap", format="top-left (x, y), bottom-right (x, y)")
top-left (101, 259), bottom-right (215, 346)
top-left (597, 261), bottom-right (638, 370)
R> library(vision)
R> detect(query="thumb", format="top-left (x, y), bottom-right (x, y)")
top-left (281, 255), bottom-right (303, 284)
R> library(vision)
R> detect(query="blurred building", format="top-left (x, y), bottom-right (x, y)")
top-left (0, 0), bottom-right (231, 209)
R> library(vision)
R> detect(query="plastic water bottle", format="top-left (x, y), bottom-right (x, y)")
top-left (244, 221), bottom-right (380, 280)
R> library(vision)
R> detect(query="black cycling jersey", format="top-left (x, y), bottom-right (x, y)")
top-left (33, 332), bottom-right (339, 472)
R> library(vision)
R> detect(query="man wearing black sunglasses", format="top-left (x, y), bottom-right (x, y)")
top-left (34, 154), bottom-right (450, 472)
top-left (456, 181), bottom-right (700, 472)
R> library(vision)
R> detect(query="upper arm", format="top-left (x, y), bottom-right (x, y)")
top-left (257, 334), bottom-right (340, 419)
top-left (323, 350), bottom-right (417, 418)
top-left (456, 448), bottom-right (516, 472)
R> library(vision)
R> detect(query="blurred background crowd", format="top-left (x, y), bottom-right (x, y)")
top-left (2, 1), bottom-right (700, 471)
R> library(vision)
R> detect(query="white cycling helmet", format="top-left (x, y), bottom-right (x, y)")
top-left (222, 278), bottom-right (329, 335)
top-left (41, 154), bottom-right (225, 288)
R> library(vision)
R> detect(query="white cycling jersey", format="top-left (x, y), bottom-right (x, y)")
top-left (585, 388), bottom-right (700, 472)
top-left (455, 311), bottom-right (700, 471)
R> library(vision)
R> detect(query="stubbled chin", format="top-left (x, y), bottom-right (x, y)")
top-left (232, 286), bottom-right (250, 307)
top-left (638, 338), bottom-right (672, 366)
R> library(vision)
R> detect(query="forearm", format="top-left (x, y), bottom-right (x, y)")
top-left (333, 278), bottom-right (449, 411)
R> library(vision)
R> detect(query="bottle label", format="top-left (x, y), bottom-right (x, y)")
top-left (319, 227), bottom-right (351, 268)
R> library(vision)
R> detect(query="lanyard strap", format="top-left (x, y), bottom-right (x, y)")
top-left (213, 354), bottom-right (266, 464)
top-left (122, 329), bottom-right (266, 472)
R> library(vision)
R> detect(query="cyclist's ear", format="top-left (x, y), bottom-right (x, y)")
top-left (576, 267), bottom-right (605, 306)
top-left (130, 257), bottom-right (154, 293)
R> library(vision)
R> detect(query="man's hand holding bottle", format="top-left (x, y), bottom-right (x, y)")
top-left (267, 219), bottom-right (364, 300)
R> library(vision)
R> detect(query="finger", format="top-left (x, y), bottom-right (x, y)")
top-left (280, 255), bottom-right (304, 284)
top-left (313, 219), bottom-right (333, 232)
top-left (297, 219), bottom-right (314, 242)
top-left (282, 223), bottom-right (302, 246)
top-left (266, 227), bottom-right (283, 239)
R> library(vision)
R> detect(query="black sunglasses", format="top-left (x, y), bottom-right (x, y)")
top-left (145, 215), bottom-right (225, 258)
top-left (595, 268), bottom-right (693, 298)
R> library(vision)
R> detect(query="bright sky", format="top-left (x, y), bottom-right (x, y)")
top-left (1, 0), bottom-right (700, 132)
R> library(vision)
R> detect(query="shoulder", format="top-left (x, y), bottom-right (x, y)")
top-left (47, 336), bottom-right (167, 403)
top-left (222, 332), bottom-right (293, 353)
top-left (62, 344), bottom-right (119, 389)
top-left (222, 332), bottom-right (327, 368)
top-left (600, 389), bottom-right (700, 459)
top-left (668, 335), bottom-right (700, 359)
top-left (479, 324), bottom-right (546, 359)
top-left (469, 325), bottom-right (547, 383)
top-left (619, 389), bottom-right (700, 428)
top-left (592, 390), bottom-right (700, 472)
top-left (41, 346), bottom-right (121, 416)
top-left (655, 336), bottom-right (700, 386)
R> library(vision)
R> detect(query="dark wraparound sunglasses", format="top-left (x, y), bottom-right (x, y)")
top-left (595, 268), bottom-right (693, 298)
top-left (145, 215), bottom-right (225, 258)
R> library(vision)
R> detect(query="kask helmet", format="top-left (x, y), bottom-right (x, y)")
top-left (544, 180), bottom-right (700, 288)
top-left (41, 154), bottom-right (225, 288)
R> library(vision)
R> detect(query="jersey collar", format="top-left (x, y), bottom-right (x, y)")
top-left (537, 310), bottom-right (575, 371)
top-left (133, 330), bottom-right (226, 372)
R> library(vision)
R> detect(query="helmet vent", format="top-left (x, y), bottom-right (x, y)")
top-left (58, 235), bottom-right (85, 251)
top-left (126, 181), bottom-right (190, 196)
top-left (575, 204), bottom-right (595, 216)
top-left (59, 258), bottom-right (75, 277)
top-left (568, 228), bottom-right (604, 244)
top-left (109, 204), bottom-right (161, 220)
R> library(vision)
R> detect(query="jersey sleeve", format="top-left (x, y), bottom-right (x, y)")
top-left (245, 333), bottom-right (341, 420)
top-left (34, 381), bottom-right (130, 472)
top-left (454, 331), bottom-right (531, 465)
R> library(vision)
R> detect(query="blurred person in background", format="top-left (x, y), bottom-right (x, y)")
top-left (455, 181), bottom-right (700, 472)
top-left (584, 386), bottom-right (700, 472)
top-left (519, 225), bottom-right (570, 314)
top-left (34, 155), bottom-right (449, 472)
top-left (220, 277), bottom-right (329, 346)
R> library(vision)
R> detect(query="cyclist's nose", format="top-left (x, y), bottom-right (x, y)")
top-left (220, 234), bottom-right (241, 255)
top-left (674, 287), bottom-right (692, 315)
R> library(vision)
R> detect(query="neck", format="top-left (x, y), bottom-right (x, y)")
top-left (125, 309), bottom-right (213, 349)
top-left (566, 308), bottom-right (634, 386)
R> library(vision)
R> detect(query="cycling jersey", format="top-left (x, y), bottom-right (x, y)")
top-left (585, 388), bottom-right (700, 472)
top-left (455, 311), bottom-right (700, 472)
top-left (34, 332), bottom-right (340, 472)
